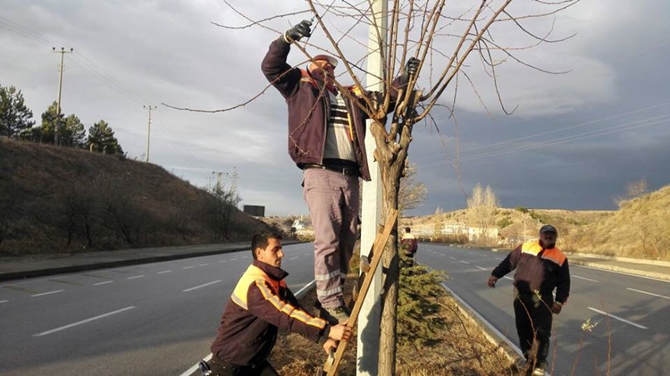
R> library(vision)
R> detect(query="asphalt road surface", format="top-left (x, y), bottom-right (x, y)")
top-left (418, 244), bottom-right (670, 376)
top-left (0, 243), bottom-right (316, 376)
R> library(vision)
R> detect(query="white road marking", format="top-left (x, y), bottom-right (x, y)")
top-left (183, 266), bottom-right (195, 270)
top-left (460, 260), bottom-right (470, 265)
top-left (199, 264), bottom-right (209, 267)
top-left (180, 280), bottom-right (318, 376)
top-left (218, 260), bottom-right (227, 263)
top-left (587, 307), bottom-right (648, 329)
top-left (158, 270), bottom-right (172, 274)
top-left (93, 281), bottom-right (113, 286)
top-left (627, 287), bottom-right (670, 300)
top-left (494, 257), bottom-right (504, 260)
top-left (33, 306), bottom-right (136, 337)
top-left (183, 280), bottom-right (221, 292)
top-left (503, 276), bottom-right (514, 281)
top-left (573, 275), bottom-right (599, 283)
top-left (449, 257), bottom-right (456, 260)
top-left (231, 258), bottom-right (238, 261)
top-left (31, 290), bottom-right (64, 297)
top-left (180, 353), bottom-right (212, 376)
top-left (476, 266), bottom-right (487, 271)
top-left (242, 256), bottom-right (249, 259)
top-left (0, 300), bottom-right (9, 304)
top-left (127, 275), bottom-right (145, 280)
top-left (290, 257), bottom-right (299, 260)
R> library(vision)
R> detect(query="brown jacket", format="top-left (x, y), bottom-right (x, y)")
top-left (210, 260), bottom-right (330, 366)
top-left (261, 37), bottom-right (409, 181)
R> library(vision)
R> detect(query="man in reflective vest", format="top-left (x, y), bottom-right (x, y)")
top-left (206, 232), bottom-right (352, 376)
top-left (487, 224), bottom-right (571, 376)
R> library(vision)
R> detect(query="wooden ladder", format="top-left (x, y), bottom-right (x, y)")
top-left (316, 208), bottom-right (398, 376)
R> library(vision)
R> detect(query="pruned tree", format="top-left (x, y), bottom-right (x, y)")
top-left (0, 84), bottom-right (34, 139)
top-left (166, 0), bottom-right (580, 372)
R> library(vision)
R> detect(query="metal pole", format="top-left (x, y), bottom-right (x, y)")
top-left (357, 1), bottom-right (387, 375)
top-left (143, 105), bottom-right (156, 162)
top-left (52, 47), bottom-right (73, 146)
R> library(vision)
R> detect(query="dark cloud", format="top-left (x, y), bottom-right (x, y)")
top-left (2, 0), bottom-right (669, 216)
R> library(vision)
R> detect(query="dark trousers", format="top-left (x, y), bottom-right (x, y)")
top-left (513, 293), bottom-right (553, 367)
top-left (207, 358), bottom-right (278, 376)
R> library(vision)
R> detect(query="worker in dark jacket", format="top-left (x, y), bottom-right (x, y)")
top-left (205, 232), bottom-right (352, 376)
top-left (487, 224), bottom-right (570, 376)
top-left (261, 19), bottom-right (420, 325)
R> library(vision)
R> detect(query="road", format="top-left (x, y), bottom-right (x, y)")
top-left (0, 243), bottom-right (316, 376)
top-left (418, 244), bottom-right (670, 376)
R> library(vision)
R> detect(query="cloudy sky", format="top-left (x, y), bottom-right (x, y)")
top-left (2, 0), bottom-right (669, 216)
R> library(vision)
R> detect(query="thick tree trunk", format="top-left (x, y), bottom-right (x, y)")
top-left (378, 160), bottom-right (403, 376)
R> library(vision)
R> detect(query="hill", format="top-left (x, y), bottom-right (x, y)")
top-left (0, 139), bottom-right (275, 256)
top-left (400, 184), bottom-right (670, 260)
top-left (569, 185), bottom-right (670, 259)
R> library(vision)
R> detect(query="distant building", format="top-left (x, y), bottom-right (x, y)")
top-left (291, 219), bottom-right (305, 231)
top-left (243, 205), bottom-right (265, 217)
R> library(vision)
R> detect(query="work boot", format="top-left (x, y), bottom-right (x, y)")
top-left (320, 306), bottom-right (350, 325)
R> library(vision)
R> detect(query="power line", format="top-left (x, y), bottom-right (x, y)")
top-left (415, 100), bottom-right (670, 164)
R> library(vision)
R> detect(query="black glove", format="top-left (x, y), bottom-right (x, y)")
top-left (404, 57), bottom-right (421, 80)
top-left (284, 20), bottom-right (312, 43)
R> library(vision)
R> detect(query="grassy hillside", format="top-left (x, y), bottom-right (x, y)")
top-left (401, 184), bottom-right (670, 260)
top-left (569, 185), bottom-right (670, 259)
top-left (0, 139), bottom-right (275, 256)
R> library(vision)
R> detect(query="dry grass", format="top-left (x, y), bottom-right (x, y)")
top-left (0, 139), bottom-right (276, 255)
top-left (269, 275), bottom-right (515, 376)
top-left (400, 185), bottom-right (670, 261)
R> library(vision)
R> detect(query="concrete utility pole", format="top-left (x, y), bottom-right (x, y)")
top-left (52, 47), bottom-right (73, 146)
top-left (357, 1), bottom-right (387, 375)
top-left (143, 105), bottom-right (156, 162)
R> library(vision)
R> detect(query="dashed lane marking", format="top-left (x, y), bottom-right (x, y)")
top-left (183, 280), bottom-right (221, 292)
top-left (587, 307), bottom-right (648, 329)
top-left (31, 290), bottom-right (64, 297)
top-left (573, 275), bottom-right (599, 283)
top-left (94, 281), bottom-right (113, 286)
top-left (33, 306), bottom-right (136, 337)
top-left (626, 288), bottom-right (670, 300)
top-left (127, 275), bottom-right (145, 280)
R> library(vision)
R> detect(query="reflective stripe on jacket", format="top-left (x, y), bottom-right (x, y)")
top-left (492, 240), bottom-right (571, 303)
top-left (210, 260), bottom-right (329, 366)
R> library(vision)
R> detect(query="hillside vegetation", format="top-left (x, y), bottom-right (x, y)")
top-left (569, 185), bottom-right (670, 259)
top-left (402, 185), bottom-right (670, 261)
top-left (0, 139), bottom-right (274, 256)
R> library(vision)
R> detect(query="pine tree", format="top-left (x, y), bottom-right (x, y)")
top-left (87, 120), bottom-right (123, 154)
top-left (60, 114), bottom-right (86, 148)
top-left (0, 84), bottom-right (34, 138)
